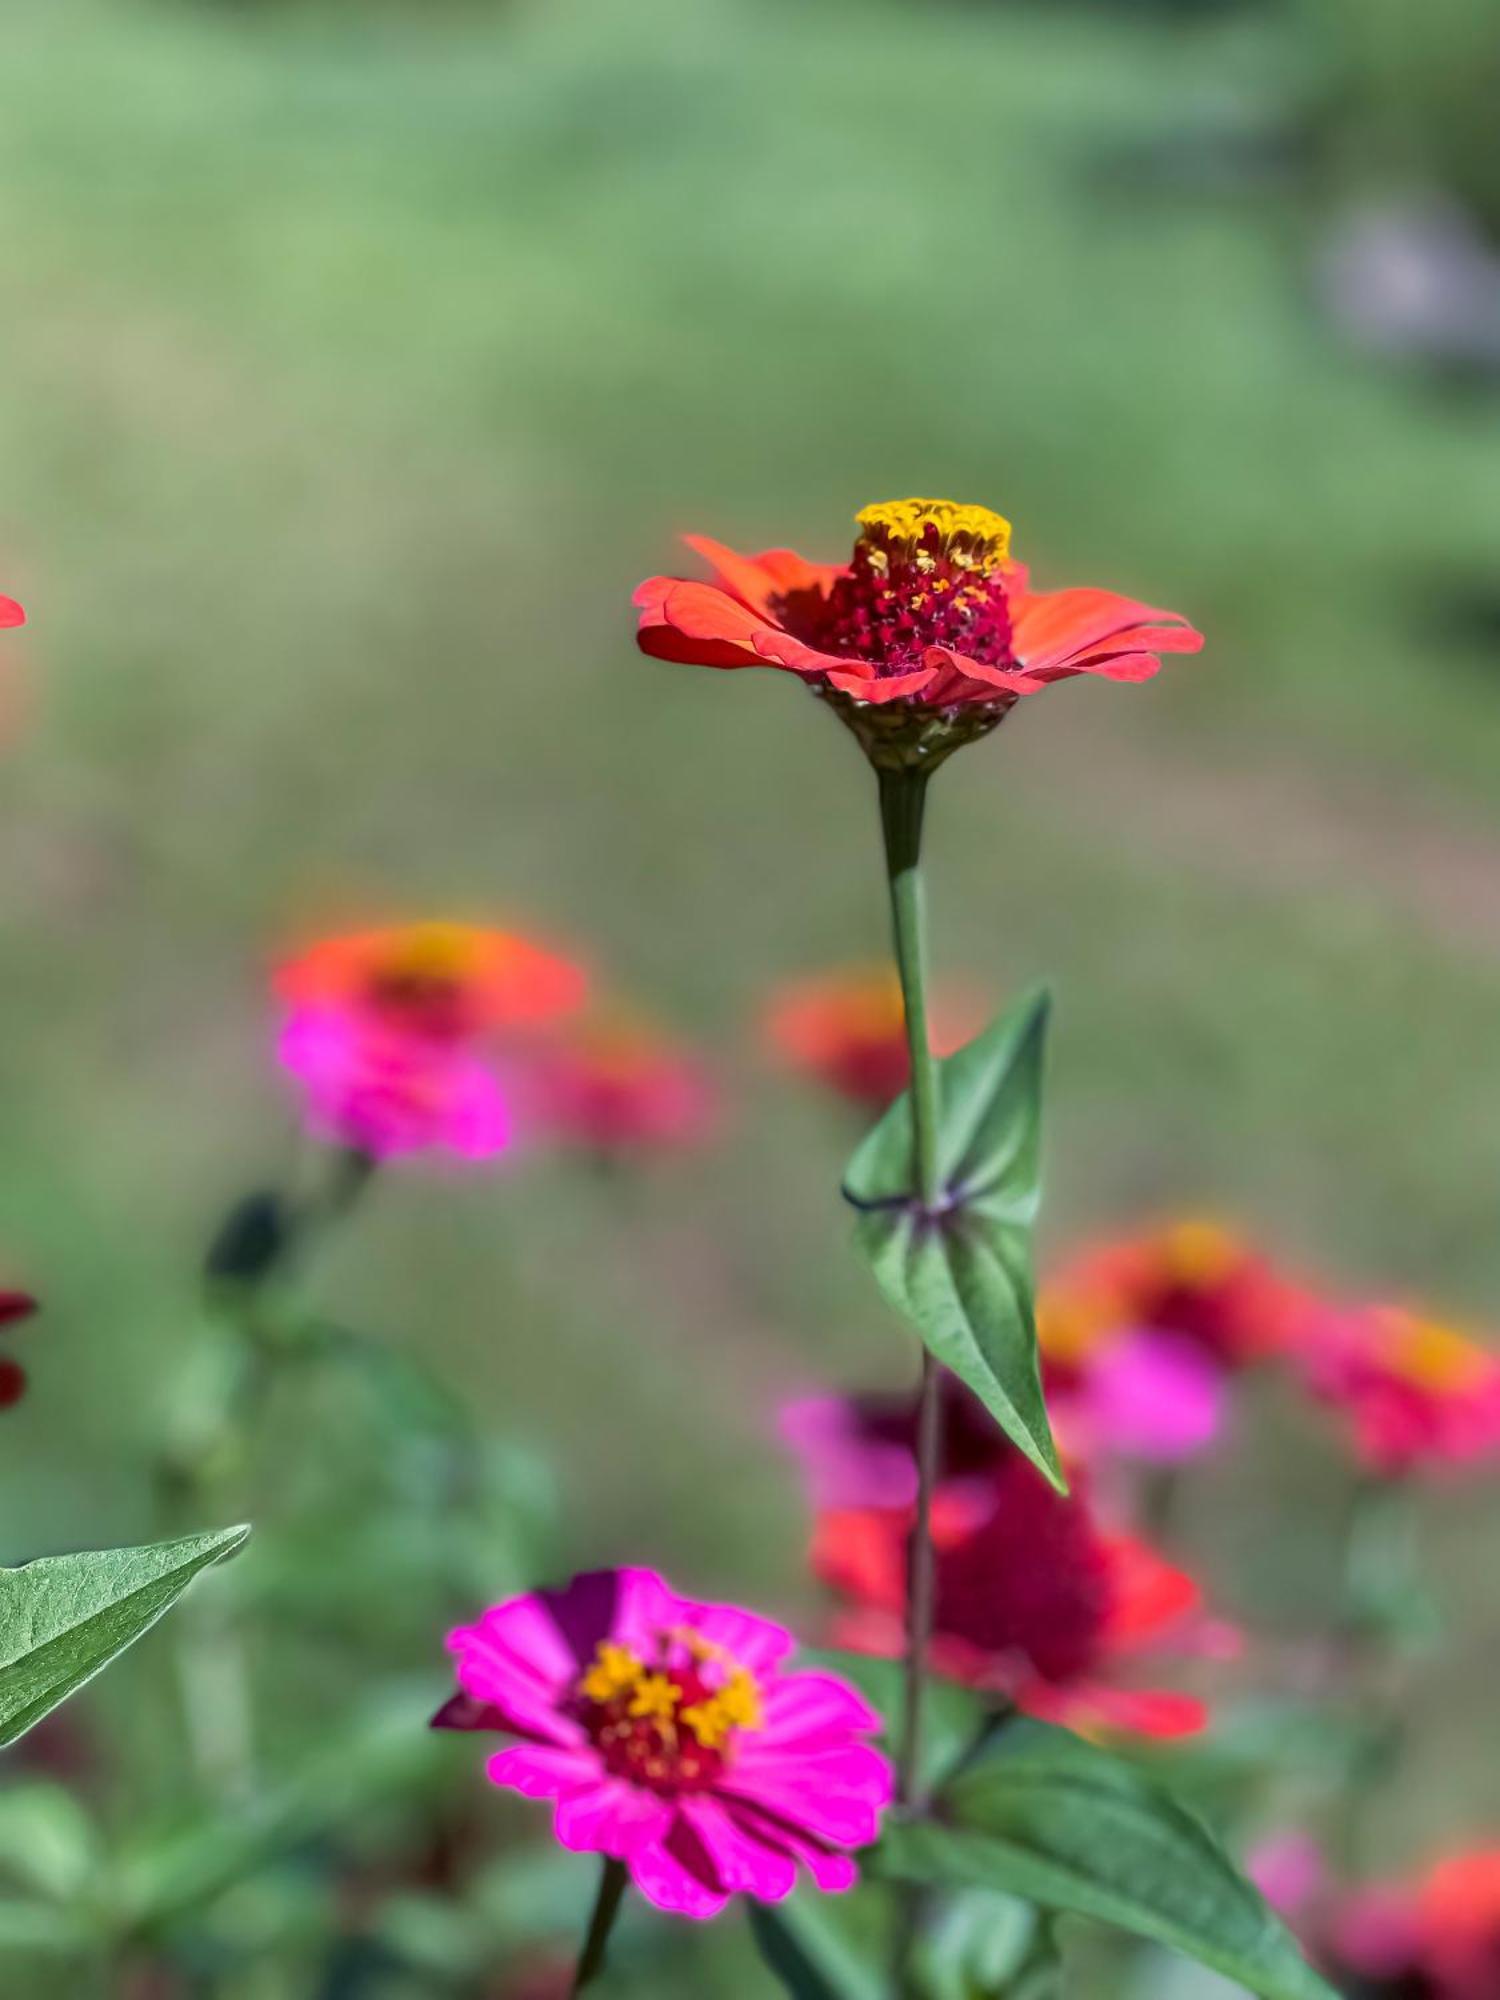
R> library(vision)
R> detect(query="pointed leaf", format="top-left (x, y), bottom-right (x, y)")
top-left (878, 1724), bottom-right (1336, 2000)
top-left (0, 1526), bottom-right (250, 1747)
top-left (748, 1882), bottom-right (889, 2000)
top-left (844, 991), bottom-right (1062, 1491)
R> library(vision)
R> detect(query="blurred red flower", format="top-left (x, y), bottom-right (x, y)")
top-left (811, 1451), bottom-right (1213, 1738)
top-left (525, 1012), bottom-right (716, 1156)
top-left (635, 499), bottom-right (1201, 712)
top-left (274, 923), bottom-right (586, 1162)
top-left (0, 1290), bottom-right (38, 1410)
top-left (763, 965), bottom-right (983, 1111)
top-left (1331, 1850), bottom-right (1500, 2000)
top-left (1300, 1304), bottom-right (1500, 1477)
top-left (0, 595), bottom-right (23, 630)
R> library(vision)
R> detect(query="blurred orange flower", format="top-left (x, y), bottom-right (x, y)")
top-left (276, 922), bottom-right (585, 1041)
top-left (763, 965), bottom-right (982, 1110)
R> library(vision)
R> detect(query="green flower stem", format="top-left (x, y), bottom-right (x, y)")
top-left (570, 1857), bottom-right (629, 1996)
top-left (878, 767), bottom-right (944, 1814)
top-left (163, 1145), bottom-right (378, 1801)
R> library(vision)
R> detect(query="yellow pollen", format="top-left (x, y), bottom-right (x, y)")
top-left (383, 922), bottom-right (481, 983)
top-left (628, 1673), bottom-right (682, 1723)
top-left (1163, 1219), bottom-right (1240, 1287)
top-left (1388, 1315), bottom-right (1491, 1395)
top-left (855, 498), bottom-right (1013, 572)
top-left (580, 1642), bottom-right (644, 1704)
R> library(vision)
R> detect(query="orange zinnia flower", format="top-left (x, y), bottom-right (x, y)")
top-left (276, 923), bottom-right (585, 1042)
top-left (635, 500), bottom-right (1201, 730)
top-left (763, 965), bottom-right (983, 1110)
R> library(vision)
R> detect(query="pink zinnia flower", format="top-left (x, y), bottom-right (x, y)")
top-left (1300, 1304), bottom-right (1500, 1477)
top-left (1037, 1220), bottom-right (1308, 1464)
top-left (274, 922), bottom-right (586, 1162)
top-left (434, 1568), bottom-right (891, 1920)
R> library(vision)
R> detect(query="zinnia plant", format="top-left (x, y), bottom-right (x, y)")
top-left (434, 1567), bottom-right (890, 1978)
top-left (639, 498), bottom-right (1203, 1813)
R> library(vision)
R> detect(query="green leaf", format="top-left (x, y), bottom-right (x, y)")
top-left (844, 988), bottom-right (1062, 1491)
top-left (747, 1882), bottom-right (889, 2000)
top-left (877, 1723), bottom-right (1337, 2000)
top-left (0, 1526), bottom-right (250, 1747)
top-left (0, 1784), bottom-right (101, 1900)
top-left (914, 1888), bottom-right (1038, 2000)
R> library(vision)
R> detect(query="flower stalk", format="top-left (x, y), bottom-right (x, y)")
top-left (570, 1858), bottom-right (629, 1995)
top-left (877, 765), bottom-right (944, 1812)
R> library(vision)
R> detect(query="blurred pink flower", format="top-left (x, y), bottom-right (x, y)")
top-left (434, 1567), bottom-right (890, 1921)
top-left (525, 1013), bottom-right (716, 1156)
top-left (279, 1008), bottom-right (513, 1161)
top-left (1246, 1832), bottom-right (1328, 1921)
top-left (273, 922), bottom-right (585, 1162)
top-left (1300, 1305), bottom-right (1500, 1477)
top-left (1038, 1219), bottom-right (1309, 1464)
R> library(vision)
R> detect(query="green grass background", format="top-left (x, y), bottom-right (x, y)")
top-left (1, 0), bottom-right (1499, 1953)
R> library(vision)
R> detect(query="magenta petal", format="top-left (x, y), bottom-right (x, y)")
top-left (686, 1602), bottom-right (795, 1676)
top-left (1081, 1331), bottom-right (1227, 1463)
top-left (724, 1742), bottom-right (892, 1849)
top-left (680, 1797), bottom-right (797, 1903)
top-left (486, 1745), bottom-right (599, 1800)
top-left (554, 1780), bottom-right (671, 1859)
top-left (761, 1671), bottom-right (884, 1743)
top-left (629, 1821), bottom-right (731, 1920)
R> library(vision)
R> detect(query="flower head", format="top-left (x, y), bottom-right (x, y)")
top-left (434, 1568), bottom-right (890, 1920)
top-left (635, 500), bottom-right (1201, 769)
top-left (0, 595), bottom-right (23, 630)
top-left (0, 1290), bottom-right (37, 1411)
top-left (1328, 1851), bottom-right (1500, 2000)
top-left (1300, 1304), bottom-right (1500, 1477)
top-left (811, 1451), bottom-right (1212, 1738)
top-left (763, 965), bottom-right (983, 1111)
top-left (526, 1013), bottom-right (716, 1157)
top-left (274, 923), bottom-right (585, 1162)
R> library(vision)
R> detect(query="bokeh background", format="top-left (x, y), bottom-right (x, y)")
top-left (3, 0), bottom-right (1500, 1987)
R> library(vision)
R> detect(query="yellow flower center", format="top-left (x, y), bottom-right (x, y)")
top-left (575, 1631), bottom-right (764, 1788)
top-left (855, 498), bottom-right (1013, 575)
top-left (1386, 1314), bottom-right (1491, 1395)
top-left (1162, 1219), bottom-right (1241, 1288)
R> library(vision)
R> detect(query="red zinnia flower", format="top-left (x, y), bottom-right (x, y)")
top-left (1045, 1220), bottom-right (1306, 1374)
top-left (1329, 1850), bottom-right (1500, 2000)
top-left (276, 923), bottom-right (585, 1041)
top-left (635, 500), bottom-right (1201, 727)
top-left (0, 595), bottom-right (23, 630)
top-left (763, 966), bottom-right (984, 1111)
top-left (811, 1451), bottom-right (1212, 1739)
top-left (1300, 1304), bottom-right (1500, 1477)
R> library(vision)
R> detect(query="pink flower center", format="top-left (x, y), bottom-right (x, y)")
top-left (772, 498), bottom-right (1017, 681)
top-left (574, 1634), bottom-right (763, 1795)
